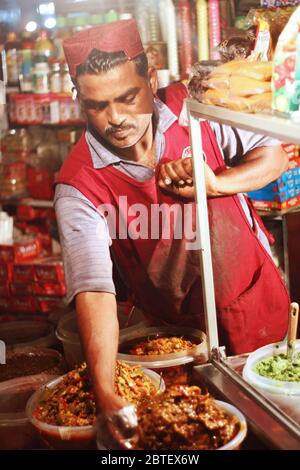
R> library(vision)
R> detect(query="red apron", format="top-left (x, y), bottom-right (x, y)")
top-left (56, 83), bottom-right (289, 355)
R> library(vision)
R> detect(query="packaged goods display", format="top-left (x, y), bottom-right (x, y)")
top-left (248, 144), bottom-right (300, 210)
top-left (8, 94), bottom-right (82, 126)
top-left (195, 59), bottom-right (273, 112)
top-left (247, 5), bottom-right (297, 62)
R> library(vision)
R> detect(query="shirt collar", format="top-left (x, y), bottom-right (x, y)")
top-left (85, 97), bottom-right (177, 170)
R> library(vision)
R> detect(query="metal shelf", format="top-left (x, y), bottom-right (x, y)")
top-left (0, 197), bottom-right (53, 208)
top-left (186, 100), bottom-right (300, 145)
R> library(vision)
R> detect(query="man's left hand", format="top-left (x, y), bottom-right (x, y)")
top-left (158, 157), bottom-right (219, 199)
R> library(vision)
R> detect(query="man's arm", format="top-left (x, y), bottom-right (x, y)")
top-left (54, 184), bottom-right (124, 413)
top-left (158, 145), bottom-right (289, 199)
top-left (76, 292), bottom-right (126, 413)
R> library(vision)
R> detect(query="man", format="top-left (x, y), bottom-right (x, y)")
top-left (55, 20), bottom-right (290, 423)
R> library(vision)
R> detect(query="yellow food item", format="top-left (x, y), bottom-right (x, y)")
top-left (210, 60), bottom-right (273, 81)
top-left (202, 89), bottom-right (272, 113)
top-left (229, 76), bottom-right (271, 96)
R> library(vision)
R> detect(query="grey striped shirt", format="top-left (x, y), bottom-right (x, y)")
top-left (54, 98), bottom-right (279, 304)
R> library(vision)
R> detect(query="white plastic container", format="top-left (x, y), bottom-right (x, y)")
top-left (26, 368), bottom-right (164, 450)
top-left (0, 320), bottom-right (57, 350)
top-left (216, 401), bottom-right (247, 450)
top-left (118, 325), bottom-right (208, 386)
top-left (56, 312), bottom-right (84, 368)
top-left (243, 340), bottom-right (300, 396)
top-left (56, 307), bottom-right (147, 368)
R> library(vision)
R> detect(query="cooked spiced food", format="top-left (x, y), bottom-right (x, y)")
top-left (33, 361), bottom-right (157, 426)
top-left (0, 351), bottom-right (63, 383)
top-left (136, 385), bottom-right (240, 450)
top-left (129, 336), bottom-right (196, 355)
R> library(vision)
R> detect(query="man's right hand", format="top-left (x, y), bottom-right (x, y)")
top-left (97, 398), bottom-right (139, 450)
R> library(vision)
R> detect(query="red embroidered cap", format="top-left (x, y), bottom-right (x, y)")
top-left (63, 19), bottom-right (144, 78)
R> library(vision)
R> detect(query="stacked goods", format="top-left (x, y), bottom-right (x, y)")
top-left (248, 144), bottom-right (300, 210)
top-left (0, 252), bottom-right (66, 315)
top-left (9, 93), bottom-right (82, 126)
top-left (199, 60), bottom-right (273, 112)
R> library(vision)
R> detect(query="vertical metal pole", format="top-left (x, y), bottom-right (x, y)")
top-left (188, 109), bottom-right (219, 353)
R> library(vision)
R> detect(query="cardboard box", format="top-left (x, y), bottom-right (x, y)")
top-left (34, 256), bottom-right (65, 283)
top-left (0, 263), bottom-right (13, 281)
top-left (13, 263), bottom-right (36, 283)
top-left (248, 165), bottom-right (300, 211)
top-left (0, 236), bottom-right (41, 263)
top-left (33, 282), bottom-right (66, 297)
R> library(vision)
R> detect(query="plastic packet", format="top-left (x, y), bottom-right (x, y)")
top-left (247, 5), bottom-right (297, 60)
top-left (272, 6), bottom-right (300, 115)
top-left (229, 75), bottom-right (272, 96)
top-left (217, 27), bottom-right (256, 61)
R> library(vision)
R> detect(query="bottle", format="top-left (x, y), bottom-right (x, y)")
top-left (49, 61), bottom-right (62, 93)
top-left (19, 32), bottom-right (34, 92)
top-left (196, 0), bottom-right (209, 61)
top-left (32, 62), bottom-right (50, 94)
top-left (148, 0), bottom-right (161, 42)
top-left (34, 30), bottom-right (56, 63)
top-left (61, 63), bottom-right (73, 94)
top-left (208, 0), bottom-right (221, 60)
top-left (54, 17), bottom-right (71, 61)
top-left (177, 0), bottom-right (194, 80)
top-left (5, 32), bottom-right (21, 86)
top-left (162, 0), bottom-right (179, 81)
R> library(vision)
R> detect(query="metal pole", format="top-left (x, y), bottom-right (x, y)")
top-left (187, 108), bottom-right (219, 353)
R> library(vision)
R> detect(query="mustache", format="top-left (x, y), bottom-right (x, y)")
top-left (105, 123), bottom-right (137, 136)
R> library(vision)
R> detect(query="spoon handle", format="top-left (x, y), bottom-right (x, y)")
top-left (287, 303), bottom-right (299, 359)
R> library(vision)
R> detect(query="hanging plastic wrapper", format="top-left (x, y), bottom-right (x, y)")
top-left (272, 6), bottom-right (300, 118)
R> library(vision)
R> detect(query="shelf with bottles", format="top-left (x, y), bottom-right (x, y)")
top-left (0, 197), bottom-right (53, 209)
top-left (3, 1), bottom-right (239, 95)
top-left (8, 92), bottom-right (84, 126)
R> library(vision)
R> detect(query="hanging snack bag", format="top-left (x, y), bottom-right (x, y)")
top-left (272, 6), bottom-right (300, 115)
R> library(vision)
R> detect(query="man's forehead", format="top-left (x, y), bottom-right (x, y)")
top-left (77, 62), bottom-right (146, 98)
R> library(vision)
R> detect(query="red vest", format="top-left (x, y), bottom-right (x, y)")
top-left (56, 83), bottom-right (289, 355)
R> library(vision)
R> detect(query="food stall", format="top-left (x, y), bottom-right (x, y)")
top-left (0, 0), bottom-right (300, 451)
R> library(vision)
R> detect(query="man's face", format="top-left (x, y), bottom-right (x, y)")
top-left (77, 61), bottom-right (156, 149)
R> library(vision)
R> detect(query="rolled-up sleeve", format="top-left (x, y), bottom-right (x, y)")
top-left (54, 184), bottom-right (116, 304)
top-left (210, 122), bottom-right (281, 166)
